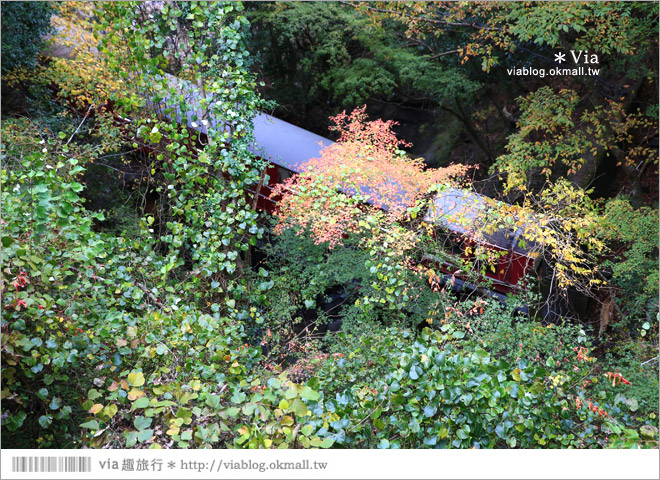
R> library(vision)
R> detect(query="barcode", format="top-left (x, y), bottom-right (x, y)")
top-left (11, 456), bottom-right (92, 473)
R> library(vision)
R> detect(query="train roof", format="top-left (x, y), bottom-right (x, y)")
top-left (424, 187), bottom-right (537, 255)
top-left (252, 113), bottom-right (335, 172)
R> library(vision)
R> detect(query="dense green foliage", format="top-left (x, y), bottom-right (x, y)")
top-left (2, 0), bottom-right (275, 448)
top-left (598, 197), bottom-right (659, 322)
top-left (313, 325), bottom-right (631, 448)
top-left (247, 2), bottom-right (478, 110)
top-left (0, 1), bottom-right (54, 74)
top-left (1, 1), bottom-right (658, 452)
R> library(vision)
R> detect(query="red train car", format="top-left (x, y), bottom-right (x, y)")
top-left (422, 188), bottom-right (540, 300)
top-left (88, 68), bottom-right (541, 300)
top-left (247, 112), bottom-right (540, 300)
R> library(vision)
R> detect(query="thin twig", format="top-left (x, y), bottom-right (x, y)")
top-left (641, 356), bottom-right (659, 366)
top-left (348, 386), bottom-right (388, 432)
top-left (66, 104), bottom-right (94, 145)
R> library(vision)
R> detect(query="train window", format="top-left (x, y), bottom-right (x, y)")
top-left (277, 166), bottom-right (294, 183)
top-left (434, 229), bottom-right (463, 256)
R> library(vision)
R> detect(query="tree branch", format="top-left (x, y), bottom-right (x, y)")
top-left (66, 104), bottom-right (94, 145)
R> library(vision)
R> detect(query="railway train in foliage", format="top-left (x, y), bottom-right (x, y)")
top-left (128, 72), bottom-right (543, 305)
top-left (45, 30), bottom-right (542, 305)
top-left (245, 113), bottom-right (541, 303)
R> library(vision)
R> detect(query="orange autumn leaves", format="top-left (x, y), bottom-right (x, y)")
top-left (574, 372), bottom-right (632, 419)
top-left (572, 345), bottom-right (632, 419)
top-left (271, 107), bottom-right (467, 248)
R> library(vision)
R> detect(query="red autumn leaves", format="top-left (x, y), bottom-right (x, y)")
top-left (575, 397), bottom-right (609, 418)
top-left (5, 271), bottom-right (30, 311)
top-left (271, 107), bottom-right (467, 248)
top-left (573, 347), bottom-right (632, 418)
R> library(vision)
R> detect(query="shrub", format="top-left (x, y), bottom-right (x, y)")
top-left (306, 325), bottom-right (654, 448)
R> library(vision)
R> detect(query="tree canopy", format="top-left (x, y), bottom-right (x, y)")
top-left (0, 1), bottom-right (54, 74)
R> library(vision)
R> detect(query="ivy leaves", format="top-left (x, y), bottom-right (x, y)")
top-left (127, 371), bottom-right (145, 387)
top-left (308, 325), bottom-right (637, 449)
top-left (99, 1), bottom-right (267, 297)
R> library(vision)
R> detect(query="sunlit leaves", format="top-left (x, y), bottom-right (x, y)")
top-left (272, 106), bottom-right (467, 249)
top-left (493, 87), bottom-right (657, 195)
top-left (369, 2), bottom-right (658, 72)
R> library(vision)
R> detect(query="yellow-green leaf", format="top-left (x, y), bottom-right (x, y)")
top-left (290, 398), bottom-right (308, 418)
top-left (127, 388), bottom-right (144, 401)
top-left (103, 404), bottom-right (118, 418)
top-left (127, 372), bottom-right (145, 387)
top-left (320, 437), bottom-right (335, 448)
top-left (132, 397), bottom-right (149, 409)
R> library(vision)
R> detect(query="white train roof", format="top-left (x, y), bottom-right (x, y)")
top-left (424, 187), bottom-right (537, 255)
top-left (252, 113), bottom-right (334, 172)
